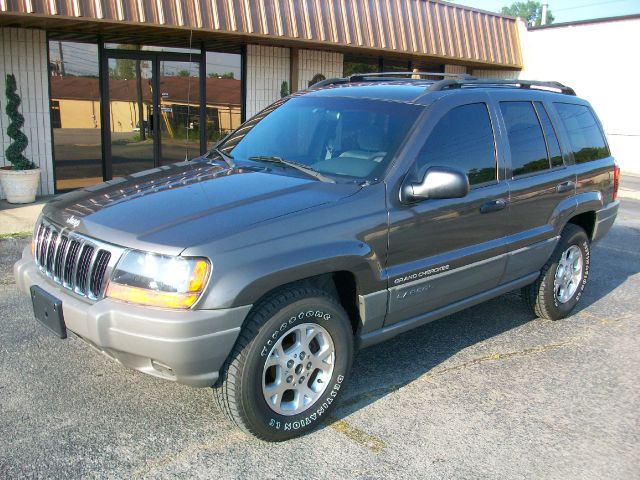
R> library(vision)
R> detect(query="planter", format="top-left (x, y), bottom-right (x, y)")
top-left (0, 167), bottom-right (41, 204)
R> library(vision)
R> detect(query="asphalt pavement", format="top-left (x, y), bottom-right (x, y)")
top-left (0, 191), bottom-right (638, 479)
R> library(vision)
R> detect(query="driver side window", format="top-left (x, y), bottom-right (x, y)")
top-left (417, 103), bottom-right (497, 186)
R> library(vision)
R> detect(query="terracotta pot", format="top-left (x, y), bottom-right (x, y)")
top-left (0, 166), bottom-right (41, 204)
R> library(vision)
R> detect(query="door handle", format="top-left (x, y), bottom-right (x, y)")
top-left (480, 199), bottom-right (507, 214)
top-left (556, 181), bottom-right (575, 193)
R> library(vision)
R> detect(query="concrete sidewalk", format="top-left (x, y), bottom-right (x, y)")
top-left (0, 197), bottom-right (52, 236)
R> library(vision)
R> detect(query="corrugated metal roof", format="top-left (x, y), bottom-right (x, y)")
top-left (0, 0), bottom-right (522, 67)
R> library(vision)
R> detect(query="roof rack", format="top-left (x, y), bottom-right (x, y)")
top-left (309, 72), bottom-right (576, 96)
top-left (426, 78), bottom-right (576, 95)
top-left (310, 71), bottom-right (472, 88)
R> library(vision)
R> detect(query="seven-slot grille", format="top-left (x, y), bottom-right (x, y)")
top-left (34, 220), bottom-right (117, 300)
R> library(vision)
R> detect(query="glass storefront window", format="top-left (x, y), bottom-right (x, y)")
top-left (205, 51), bottom-right (242, 147)
top-left (49, 40), bottom-right (103, 190)
top-left (343, 55), bottom-right (379, 77)
top-left (48, 41), bottom-right (244, 191)
top-left (381, 58), bottom-right (412, 73)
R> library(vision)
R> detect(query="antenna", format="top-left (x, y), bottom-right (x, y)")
top-left (185, 28), bottom-right (194, 161)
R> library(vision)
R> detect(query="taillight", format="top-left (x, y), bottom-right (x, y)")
top-left (613, 165), bottom-right (620, 201)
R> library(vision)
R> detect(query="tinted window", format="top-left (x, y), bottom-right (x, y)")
top-left (554, 103), bottom-right (610, 163)
top-left (500, 101), bottom-right (549, 177)
top-left (534, 101), bottom-right (564, 168)
top-left (417, 103), bottom-right (496, 186)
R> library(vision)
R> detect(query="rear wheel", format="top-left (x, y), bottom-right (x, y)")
top-left (214, 285), bottom-right (353, 441)
top-left (523, 224), bottom-right (590, 320)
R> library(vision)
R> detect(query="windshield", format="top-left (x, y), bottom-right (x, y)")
top-left (217, 96), bottom-right (422, 181)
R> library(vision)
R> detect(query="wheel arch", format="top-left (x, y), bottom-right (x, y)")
top-left (567, 210), bottom-right (596, 240)
top-left (552, 191), bottom-right (602, 239)
top-left (242, 270), bottom-right (363, 336)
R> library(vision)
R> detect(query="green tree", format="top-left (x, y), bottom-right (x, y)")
top-left (178, 69), bottom-right (191, 77)
top-left (111, 58), bottom-right (135, 80)
top-left (208, 72), bottom-right (235, 79)
top-left (280, 81), bottom-right (289, 98)
top-left (501, 1), bottom-right (554, 26)
top-left (4, 74), bottom-right (34, 170)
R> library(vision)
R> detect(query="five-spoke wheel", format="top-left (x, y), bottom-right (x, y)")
top-left (262, 323), bottom-right (335, 415)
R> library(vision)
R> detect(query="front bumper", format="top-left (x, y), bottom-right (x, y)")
top-left (14, 246), bottom-right (251, 387)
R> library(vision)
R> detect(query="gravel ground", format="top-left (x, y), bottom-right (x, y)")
top-left (0, 197), bottom-right (638, 479)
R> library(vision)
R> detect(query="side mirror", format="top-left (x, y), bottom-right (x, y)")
top-left (401, 166), bottom-right (470, 203)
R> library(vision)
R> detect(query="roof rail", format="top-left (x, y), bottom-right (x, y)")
top-left (427, 78), bottom-right (576, 95)
top-left (309, 71), bottom-right (473, 89)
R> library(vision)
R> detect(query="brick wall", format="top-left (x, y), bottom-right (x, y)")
top-left (296, 50), bottom-right (343, 91)
top-left (0, 28), bottom-right (53, 199)
top-left (472, 69), bottom-right (520, 79)
top-left (444, 64), bottom-right (467, 75)
top-left (245, 45), bottom-right (290, 119)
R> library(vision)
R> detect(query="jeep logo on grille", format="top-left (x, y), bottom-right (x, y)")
top-left (65, 216), bottom-right (80, 228)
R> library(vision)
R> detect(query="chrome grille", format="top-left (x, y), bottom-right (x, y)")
top-left (34, 219), bottom-right (124, 300)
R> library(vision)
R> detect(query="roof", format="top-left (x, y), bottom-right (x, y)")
top-left (529, 13), bottom-right (640, 30)
top-left (1, 0), bottom-right (522, 68)
top-left (50, 76), bottom-right (241, 106)
top-left (304, 82), bottom-right (430, 103)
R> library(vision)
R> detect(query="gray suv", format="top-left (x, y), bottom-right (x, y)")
top-left (14, 73), bottom-right (620, 441)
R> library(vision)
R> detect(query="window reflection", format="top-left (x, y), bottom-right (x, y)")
top-left (49, 40), bottom-right (103, 190)
top-left (206, 52), bottom-right (242, 147)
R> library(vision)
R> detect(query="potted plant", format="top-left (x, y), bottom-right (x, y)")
top-left (0, 74), bottom-right (40, 204)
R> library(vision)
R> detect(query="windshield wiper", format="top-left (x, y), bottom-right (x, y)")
top-left (248, 156), bottom-right (334, 183)
top-left (211, 147), bottom-right (235, 169)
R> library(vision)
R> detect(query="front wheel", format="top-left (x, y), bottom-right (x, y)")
top-left (523, 224), bottom-right (590, 320)
top-left (213, 286), bottom-right (353, 441)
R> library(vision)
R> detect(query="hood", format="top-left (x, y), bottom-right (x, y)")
top-left (43, 160), bottom-right (361, 255)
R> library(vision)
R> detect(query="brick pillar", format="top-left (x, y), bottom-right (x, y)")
top-left (245, 45), bottom-right (290, 119)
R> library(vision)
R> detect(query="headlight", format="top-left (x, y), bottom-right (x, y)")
top-left (105, 250), bottom-right (210, 309)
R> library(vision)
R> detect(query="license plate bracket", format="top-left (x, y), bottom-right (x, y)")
top-left (30, 286), bottom-right (67, 339)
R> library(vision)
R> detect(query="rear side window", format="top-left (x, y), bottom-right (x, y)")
top-left (500, 101), bottom-right (549, 176)
top-left (417, 103), bottom-right (496, 186)
top-left (554, 103), bottom-right (610, 163)
top-left (534, 102), bottom-right (564, 168)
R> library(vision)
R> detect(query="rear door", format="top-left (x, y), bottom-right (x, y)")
top-left (493, 94), bottom-right (577, 283)
top-left (385, 93), bottom-right (510, 326)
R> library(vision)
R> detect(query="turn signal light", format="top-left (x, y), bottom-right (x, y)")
top-left (106, 282), bottom-right (200, 309)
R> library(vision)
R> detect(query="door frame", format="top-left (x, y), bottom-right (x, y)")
top-left (100, 48), bottom-right (205, 180)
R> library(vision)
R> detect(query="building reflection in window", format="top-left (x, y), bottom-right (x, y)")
top-left (205, 52), bottom-right (242, 148)
top-left (49, 40), bottom-right (103, 190)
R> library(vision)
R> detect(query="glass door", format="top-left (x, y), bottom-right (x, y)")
top-left (158, 59), bottom-right (201, 165)
top-left (107, 56), bottom-right (155, 178)
top-left (104, 50), bottom-right (204, 179)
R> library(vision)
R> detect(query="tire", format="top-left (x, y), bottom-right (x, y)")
top-left (523, 223), bottom-right (591, 320)
top-left (213, 285), bottom-right (354, 441)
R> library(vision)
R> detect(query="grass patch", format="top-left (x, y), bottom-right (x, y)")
top-left (0, 231), bottom-right (31, 239)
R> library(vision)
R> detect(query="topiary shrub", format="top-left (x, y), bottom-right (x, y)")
top-left (280, 80), bottom-right (289, 98)
top-left (5, 74), bottom-right (35, 170)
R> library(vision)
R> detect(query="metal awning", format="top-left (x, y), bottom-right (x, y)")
top-left (0, 0), bottom-right (522, 68)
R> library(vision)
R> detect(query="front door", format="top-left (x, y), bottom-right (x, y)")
top-left (104, 51), bottom-right (202, 179)
top-left (385, 94), bottom-right (510, 326)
